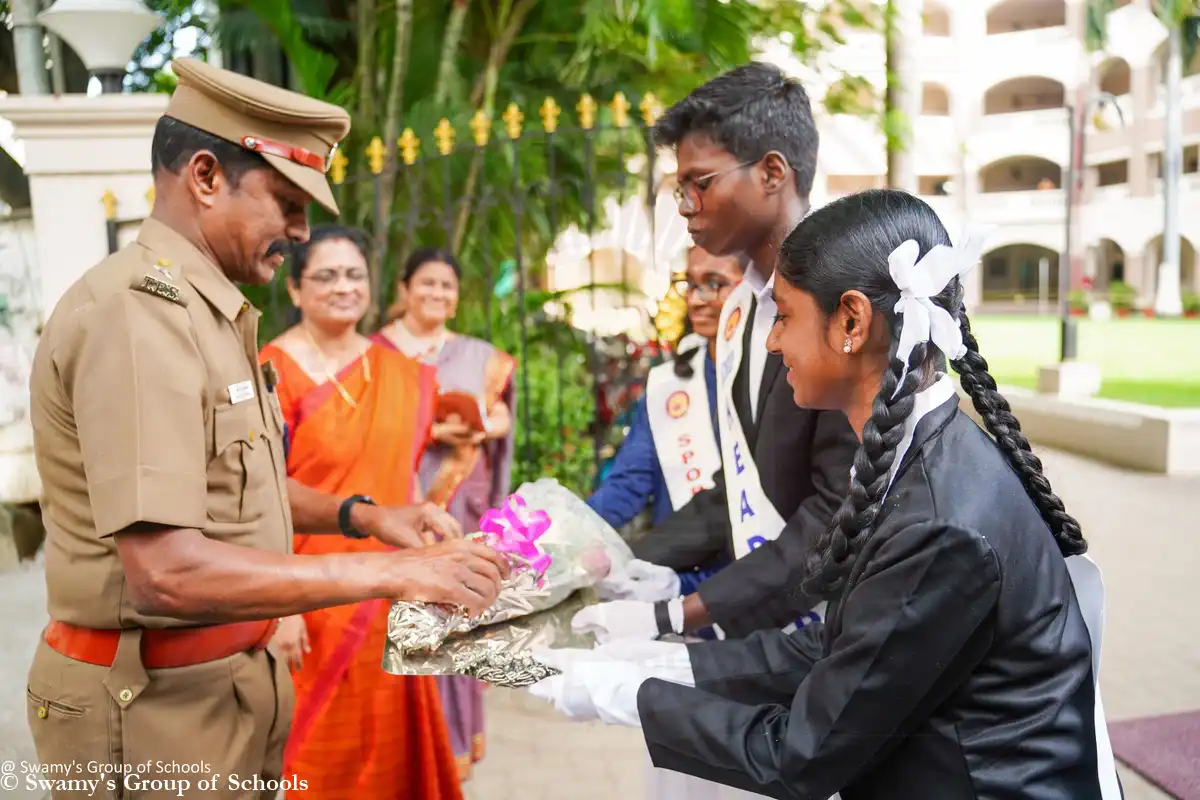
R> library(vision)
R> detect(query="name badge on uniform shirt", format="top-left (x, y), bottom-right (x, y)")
top-left (228, 381), bottom-right (256, 404)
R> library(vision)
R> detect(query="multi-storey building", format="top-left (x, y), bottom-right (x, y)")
top-left (763, 0), bottom-right (1200, 311)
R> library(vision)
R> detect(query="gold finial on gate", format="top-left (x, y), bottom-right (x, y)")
top-left (145, 186), bottom-right (155, 211)
top-left (434, 118), bottom-right (456, 155)
top-left (578, 94), bottom-right (597, 130)
top-left (640, 93), bottom-right (660, 127)
top-left (540, 97), bottom-right (561, 134)
top-left (611, 92), bottom-right (631, 128)
top-left (330, 148), bottom-right (348, 185)
top-left (470, 110), bottom-right (492, 147)
top-left (366, 136), bottom-right (386, 175)
top-left (502, 103), bottom-right (524, 140)
top-left (398, 128), bottom-right (420, 165)
top-left (101, 189), bottom-right (117, 221)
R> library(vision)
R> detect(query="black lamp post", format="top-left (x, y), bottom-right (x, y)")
top-left (1061, 91), bottom-right (1125, 361)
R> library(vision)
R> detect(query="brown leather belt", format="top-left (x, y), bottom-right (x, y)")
top-left (44, 618), bottom-right (279, 669)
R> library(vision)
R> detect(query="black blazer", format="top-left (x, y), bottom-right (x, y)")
top-left (637, 398), bottom-right (1112, 800)
top-left (632, 298), bottom-right (857, 636)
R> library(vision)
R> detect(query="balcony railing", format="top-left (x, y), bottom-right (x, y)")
top-left (916, 35), bottom-right (957, 72)
top-left (973, 188), bottom-right (1066, 222)
top-left (980, 26), bottom-right (1081, 83)
top-left (971, 108), bottom-right (1069, 166)
top-left (913, 116), bottom-right (959, 174)
top-left (986, 24), bottom-right (1072, 44)
top-left (977, 106), bottom-right (1067, 133)
top-left (1153, 74), bottom-right (1200, 114)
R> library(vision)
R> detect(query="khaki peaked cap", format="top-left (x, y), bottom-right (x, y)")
top-left (165, 57), bottom-right (351, 214)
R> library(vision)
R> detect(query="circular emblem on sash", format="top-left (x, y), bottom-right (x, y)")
top-left (666, 391), bottom-right (690, 418)
top-left (724, 307), bottom-right (742, 341)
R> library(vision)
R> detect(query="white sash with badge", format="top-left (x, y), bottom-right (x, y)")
top-left (713, 280), bottom-right (825, 636)
top-left (645, 333), bottom-right (722, 511)
top-left (714, 281), bottom-right (788, 558)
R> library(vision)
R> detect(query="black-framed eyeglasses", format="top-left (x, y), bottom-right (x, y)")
top-left (674, 277), bottom-right (736, 301)
top-left (673, 160), bottom-right (759, 213)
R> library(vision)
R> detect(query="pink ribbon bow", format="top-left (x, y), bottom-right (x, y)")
top-left (479, 494), bottom-right (552, 577)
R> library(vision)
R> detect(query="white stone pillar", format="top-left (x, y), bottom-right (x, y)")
top-left (0, 93), bottom-right (167, 322)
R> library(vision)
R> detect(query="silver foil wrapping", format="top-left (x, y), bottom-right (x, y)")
top-left (383, 589), bottom-right (598, 687)
top-left (384, 479), bottom-right (633, 686)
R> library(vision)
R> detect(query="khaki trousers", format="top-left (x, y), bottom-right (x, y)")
top-left (25, 633), bottom-right (294, 799)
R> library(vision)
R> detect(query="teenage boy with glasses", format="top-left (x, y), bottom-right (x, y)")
top-left (576, 62), bottom-right (858, 643)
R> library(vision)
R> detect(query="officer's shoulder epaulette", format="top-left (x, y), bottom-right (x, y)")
top-left (129, 258), bottom-right (188, 307)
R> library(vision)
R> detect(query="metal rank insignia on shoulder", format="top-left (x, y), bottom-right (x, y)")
top-left (152, 257), bottom-right (174, 281)
top-left (131, 261), bottom-right (187, 307)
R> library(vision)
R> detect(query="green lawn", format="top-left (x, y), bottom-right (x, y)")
top-left (968, 316), bottom-right (1200, 408)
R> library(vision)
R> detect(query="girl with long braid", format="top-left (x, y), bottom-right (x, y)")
top-left (528, 189), bottom-right (1120, 800)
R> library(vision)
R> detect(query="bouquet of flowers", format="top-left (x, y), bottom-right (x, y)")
top-left (384, 478), bottom-right (634, 686)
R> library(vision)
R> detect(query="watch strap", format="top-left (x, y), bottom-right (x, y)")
top-left (339, 495), bottom-right (374, 539)
top-left (654, 600), bottom-right (674, 637)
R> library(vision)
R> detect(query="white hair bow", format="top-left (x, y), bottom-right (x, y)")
top-left (888, 224), bottom-right (993, 370)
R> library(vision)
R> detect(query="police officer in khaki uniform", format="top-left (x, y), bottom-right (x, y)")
top-left (26, 58), bottom-right (508, 799)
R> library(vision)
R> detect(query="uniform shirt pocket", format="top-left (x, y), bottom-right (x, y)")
top-left (209, 402), bottom-right (268, 524)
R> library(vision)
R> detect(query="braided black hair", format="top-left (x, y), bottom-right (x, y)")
top-left (952, 313), bottom-right (1087, 556)
top-left (778, 189), bottom-right (1085, 597)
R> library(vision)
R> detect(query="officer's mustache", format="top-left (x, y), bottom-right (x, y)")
top-left (265, 241), bottom-right (293, 260)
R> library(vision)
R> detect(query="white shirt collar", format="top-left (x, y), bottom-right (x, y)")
top-left (742, 263), bottom-right (773, 300)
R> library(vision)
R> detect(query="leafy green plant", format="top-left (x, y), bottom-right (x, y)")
top-left (1182, 291), bottom-right (1200, 315)
top-left (454, 288), bottom-right (602, 495)
top-left (1068, 288), bottom-right (1090, 312)
top-left (1108, 280), bottom-right (1136, 311)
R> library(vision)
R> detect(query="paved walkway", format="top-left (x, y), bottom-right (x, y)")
top-left (2, 447), bottom-right (1197, 799)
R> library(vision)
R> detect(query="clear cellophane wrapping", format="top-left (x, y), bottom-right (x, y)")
top-left (383, 479), bottom-right (634, 687)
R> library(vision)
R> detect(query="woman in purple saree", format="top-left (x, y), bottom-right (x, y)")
top-left (373, 247), bottom-right (516, 782)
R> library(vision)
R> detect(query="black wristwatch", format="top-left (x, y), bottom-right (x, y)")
top-left (339, 495), bottom-right (376, 539)
top-left (654, 600), bottom-right (675, 637)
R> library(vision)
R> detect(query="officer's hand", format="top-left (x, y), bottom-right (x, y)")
top-left (357, 501), bottom-right (464, 548)
top-left (272, 615), bottom-right (309, 672)
top-left (387, 539), bottom-right (511, 617)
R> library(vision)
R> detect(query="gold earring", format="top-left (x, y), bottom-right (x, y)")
top-left (843, 337), bottom-right (853, 354)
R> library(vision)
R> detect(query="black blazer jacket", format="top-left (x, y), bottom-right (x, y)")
top-left (632, 298), bottom-right (858, 636)
top-left (637, 398), bottom-right (1111, 800)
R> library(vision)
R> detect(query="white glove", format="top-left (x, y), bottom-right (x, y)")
top-left (527, 641), bottom-right (694, 727)
top-left (596, 559), bottom-right (682, 602)
top-left (571, 600), bottom-right (658, 643)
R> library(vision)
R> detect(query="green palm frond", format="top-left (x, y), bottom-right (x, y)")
top-left (1084, 0), bottom-right (1116, 51)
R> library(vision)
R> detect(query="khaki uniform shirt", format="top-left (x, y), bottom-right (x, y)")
top-left (29, 217), bottom-right (293, 629)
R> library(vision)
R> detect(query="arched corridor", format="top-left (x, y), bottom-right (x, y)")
top-left (979, 156), bottom-right (1062, 192)
top-left (1143, 235), bottom-right (1199, 296)
top-left (983, 76), bottom-right (1066, 115)
top-left (986, 0), bottom-right (1067, 35)
top-left (981, 244), bottom-right (1060, 302)
top-left (1090, 238), bottom-right (1126, 291)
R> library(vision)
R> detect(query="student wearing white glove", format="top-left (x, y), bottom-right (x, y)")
top-left (529, 189), bottom-right (1122, 800)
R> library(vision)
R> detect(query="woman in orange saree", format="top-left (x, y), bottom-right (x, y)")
top-left (374, 247), bottom-right (517, 782)
top-left (261, 225), bottom-right (463, 800)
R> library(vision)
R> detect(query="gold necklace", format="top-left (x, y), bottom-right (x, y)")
top-left (303, 326), bottom-right (370, 408)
